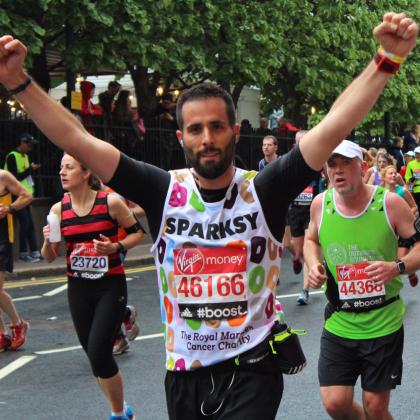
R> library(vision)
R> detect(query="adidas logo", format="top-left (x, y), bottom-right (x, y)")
top-left (181, 307), bottom-right (193, 318)
top-left (341, 302), bottom-right (351, 309)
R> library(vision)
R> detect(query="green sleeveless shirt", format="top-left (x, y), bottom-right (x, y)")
top-left (319, 186), bottom-right (404, 339)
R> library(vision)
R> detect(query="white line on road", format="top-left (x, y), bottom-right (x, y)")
top-left (0, 355), bottom-right (37, 380)
top-left (276, 290), bottom-right (324, 299)
top-left (28, 289), bottom-right (325, 357)
top-left (35, 345), bottom-right (82, 355)
top-left (43, 284), bottom-right (68, 297)
top-left (13, 295), bottom-right (42, 302)
top-left (135, 332), bottom-right (164, 341)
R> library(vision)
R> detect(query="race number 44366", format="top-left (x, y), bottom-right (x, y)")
top-left (336, 262), bottom-right (384, 300)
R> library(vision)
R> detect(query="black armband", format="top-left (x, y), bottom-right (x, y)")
top-left (399, 218), bottom-right (420, 248)
top-left (124, 220), bottom-right (146, 235)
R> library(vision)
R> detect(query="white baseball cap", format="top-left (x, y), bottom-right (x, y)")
top-left (405, 151), bottom-right (416, 157)
top-left (414, 146), bottom-right (420, 154)
top-left (330, 140), bottom-right (363, 160)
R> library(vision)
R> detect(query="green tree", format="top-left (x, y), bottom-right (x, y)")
top-left (261, 0), bottom-right (419, 137)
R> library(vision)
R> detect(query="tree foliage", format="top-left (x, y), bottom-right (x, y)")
top-left (260, 0), bottom-right (419, 136)
top-left (0, 0), bottom-right (418, 134)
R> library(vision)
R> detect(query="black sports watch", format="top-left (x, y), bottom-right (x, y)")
top-left (396, 259), bottom-right (406, 275)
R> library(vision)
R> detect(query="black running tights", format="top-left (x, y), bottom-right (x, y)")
top-left (67, 276), bottom-right (127, 378)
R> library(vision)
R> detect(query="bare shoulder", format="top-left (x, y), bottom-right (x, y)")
top-left (311, 192), bottom-right (324, 214)
top-left (385, 190), bottom-right (414, 234)
top-left (385, 190), bottom-right (407, 209)
top-left (0, 169), bottom-right (11, 182)
top-left (50, 202), bottom-right (62, 217)
top-left (309, 192), bottom-right (325, 229)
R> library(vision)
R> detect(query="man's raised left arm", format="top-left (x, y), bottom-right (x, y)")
top-left (300, 12), bottom-right (418, 170)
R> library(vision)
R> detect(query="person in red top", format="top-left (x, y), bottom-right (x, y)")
top-left (277, 117), bottom-right (300, 138)
top-left (80, 80), bottom-right (102, 134)
top-left (41, 154), bottom-right (142, 420)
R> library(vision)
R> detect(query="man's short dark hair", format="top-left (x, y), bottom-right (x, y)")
top-left (176, 83), bottom-right (236, 130)
top-left (262, 135), bottom-right (278, 146)
top-left (108, 81), bottom-right (121, 90)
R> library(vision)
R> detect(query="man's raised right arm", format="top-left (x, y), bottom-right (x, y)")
top-left (0, 36), bottom-right (119, 184)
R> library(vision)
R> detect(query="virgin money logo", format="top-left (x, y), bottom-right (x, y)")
top-left (338, 265), bottom-right (355, 281)
top-left (175, 249), bottom-right (205, 275)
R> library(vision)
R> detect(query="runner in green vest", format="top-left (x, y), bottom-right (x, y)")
top-left (4, 133), bottom-right (41, 262)
top-left (404, 146), bottom-right (420, 210)
top-left (304, 140), bottom-right (420, 419)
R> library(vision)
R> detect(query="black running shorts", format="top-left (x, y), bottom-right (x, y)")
top-left (318, 327), bottom-right (404, 392)
top-left (165, 353), bottom-right (283, 420)
top-left (289, 205), bottom-right (310, 238)
top-left (0, 241), bottom-right (13, 273)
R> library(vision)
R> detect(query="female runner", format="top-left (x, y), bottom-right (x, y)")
top-left (41, 153), bottom-right (142, 420)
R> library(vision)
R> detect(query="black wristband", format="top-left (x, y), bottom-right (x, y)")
top-left (8, 77), bottom-right (32, 95)
top-left (116, 242), bottom-right (125, 253)
top-left (8, 205), bottom-right (17, 215)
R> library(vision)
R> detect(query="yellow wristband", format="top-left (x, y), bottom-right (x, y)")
top-left (378, 47), bottom-right (406, 64)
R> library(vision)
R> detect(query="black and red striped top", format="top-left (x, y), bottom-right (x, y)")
top-left (61, 191), bottom-right (124, 278)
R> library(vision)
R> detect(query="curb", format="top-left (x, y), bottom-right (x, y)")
top-left (8, 255), bottom-right (156, 281)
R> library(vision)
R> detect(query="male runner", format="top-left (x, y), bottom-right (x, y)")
top-left (0, 12), bottom-right (417, 418)
top-left (304, 140), bottom-right (420, 419)
top-left (0, 169), bottom-right (32, 350)
top-left (258, 135), bottom-right (278, 170)
top-left (289, 130), bottom-right (320, 305)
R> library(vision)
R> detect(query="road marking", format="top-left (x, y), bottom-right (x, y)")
top-left (35, 345), bottom-right (82, 355)
top-left (0, 356), bottom-right (37, 380)
top-left (135, 332), bottom-right (164, 341)
top-left (32, 291), bottom-right (324, 356)
top-left (43, 284), bottom-right (68, 296)
top-left (276, 290), bottom-right (324, 299)
top-left (5, 265), bottom-right (157, 289)
top-left (13, 295), bottom-right (42, 302)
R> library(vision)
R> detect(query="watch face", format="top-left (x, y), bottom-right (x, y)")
top-left (397, 260), bottom-right (405, 274)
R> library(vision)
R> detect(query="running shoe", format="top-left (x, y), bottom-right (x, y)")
top-left (292, 259), bottom-right (303, 275)
top-left (30, 250), bottom-right (42, 261)
top-left (19, 254), bottom-right (37, 263)
top-left (297, 289), bottom-right (309, 305)
top-left (124, 305), bottom-right (140, 341)
top-left (9, 320), bottom-right (29, 350)
top-left (113, 335), bottom-right (130, 355)
top-left (0, 333), bottom-right (11, 352)
top-left (409, 273), bottom-right (419, 287)
top-left (110, 405), bottom-right (134, 420)
top-left (124, 404), bottom-right (135, 420)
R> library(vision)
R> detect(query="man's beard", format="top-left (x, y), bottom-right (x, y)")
top-left (183, 136), bottom-right (236, 180)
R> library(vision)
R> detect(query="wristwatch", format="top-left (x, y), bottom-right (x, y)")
top-left (396, 259), bottom-right (406, 275)
top-left (116, 242), bottom-right (125, 254)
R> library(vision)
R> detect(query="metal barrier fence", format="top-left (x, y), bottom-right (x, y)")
top-left (0, 117), bottom-right (384, 198)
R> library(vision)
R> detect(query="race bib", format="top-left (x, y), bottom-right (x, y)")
top-left (70, 243), bottom-right (108, 280)
top-left (173, 246), bottom-right (248, 320)
top-left (336, 263), bottom-right (385, 311)
top-left (294, 186), bottom-right (313, 204)
top-left (414, 169), bottom-right (420, 181)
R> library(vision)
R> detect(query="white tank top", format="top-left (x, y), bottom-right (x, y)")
top-left (151, 168), bottom-right (283, 371)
